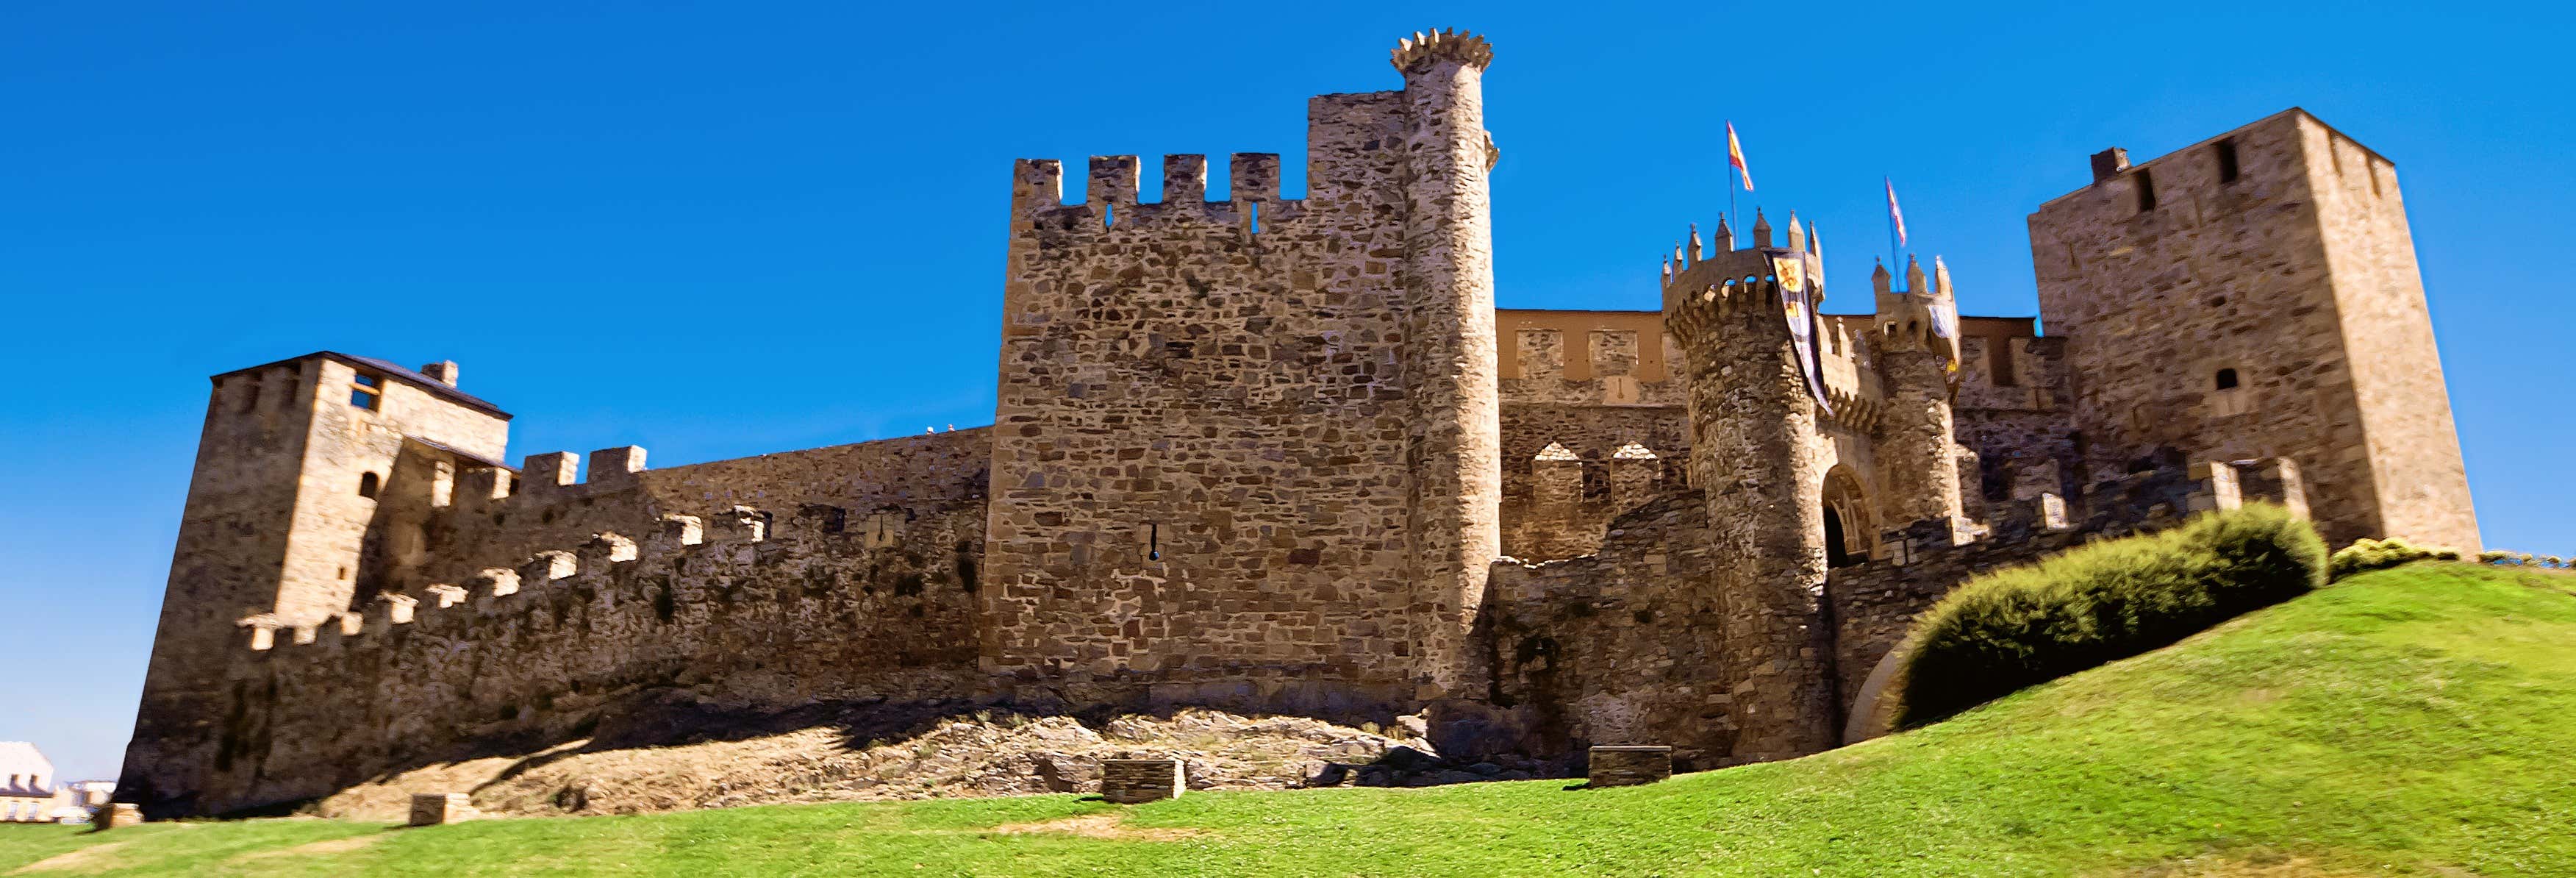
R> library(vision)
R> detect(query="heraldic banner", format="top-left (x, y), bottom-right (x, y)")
top-left (1772, 254), bottom-right (1834, 415)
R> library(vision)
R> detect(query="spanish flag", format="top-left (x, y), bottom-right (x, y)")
top-left (1727, 121), bottom-right (1753, 192)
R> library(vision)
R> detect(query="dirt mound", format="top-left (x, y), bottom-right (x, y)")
top-left (315, 709), bottom-right (1545, 821)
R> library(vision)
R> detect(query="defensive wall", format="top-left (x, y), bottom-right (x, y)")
top-left (118, 32), bottom-right (2479, 818)
top-left (1480, 457), bottom-right (2306, 770)
top-left (126, 429), bottom-right (990, 815)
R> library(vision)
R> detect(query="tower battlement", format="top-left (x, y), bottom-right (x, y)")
top-left (1009, 154), bottom-right (1292, 231)
top-left (1659, 212), bottom-right (1825, 349)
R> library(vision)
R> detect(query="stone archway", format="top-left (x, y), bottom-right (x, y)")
top-left (1821, 465), bottom-right (1874, 567)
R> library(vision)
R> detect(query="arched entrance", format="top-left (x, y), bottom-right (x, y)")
top-left (1821, 465), bottom-right (1872, 567)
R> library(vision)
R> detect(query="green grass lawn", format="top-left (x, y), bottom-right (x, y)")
top-left (9, 563), bottom-right (2572, 877)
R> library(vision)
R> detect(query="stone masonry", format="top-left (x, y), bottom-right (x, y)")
top-left (118, 32), bottom-right (2479, 817)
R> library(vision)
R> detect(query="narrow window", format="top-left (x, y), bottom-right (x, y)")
top-left (240, 378), bottom-right (261, 414)
top-left (2134, 168), bottom-right (2157, 213)
top-left (2215, 368), bottom-right (2240, 390)
top-left (1148, 522), bottom-right (1161, 561)
top-left (358, 472), bottom-right (381, 499)
top-left (2214, 139), bottom-right (2240, 184)
top-left (350, 372), bottom-right (383, 410)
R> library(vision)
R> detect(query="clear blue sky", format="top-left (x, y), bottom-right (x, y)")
top-left (4, 1), bottom-right (2567, 782)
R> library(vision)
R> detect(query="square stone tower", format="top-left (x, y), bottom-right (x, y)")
top-left (2027, 109), bottom-right (2477, 550)
top-left (119, 352), bottom-right (508, 813)
top-left (981, 32), bottom-right (1501, 718)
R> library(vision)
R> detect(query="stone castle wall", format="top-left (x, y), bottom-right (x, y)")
top-left (118, 38), bottom-right (2483, 818)
top-left (1496, 310), bottom-right (1688, 561)
top-left (979, 35), bottom-right (1500, 719)
top-left (149, 435), bottom-right (990, 815)
top-left (1483, 488), bottom-right (1732, 768)
top-left (2026, 109), bottom-right (2477, 551)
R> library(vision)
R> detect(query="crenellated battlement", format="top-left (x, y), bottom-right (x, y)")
top-left (1659, 211), bottom-right (1826, 349)
top-left (1009, 154), bottom-right (1298, 235)
top-left (1871, 255), bottom-right (1960, 365)
top-left (1390, 28), bottom-right (1494, 72)
top-left (242, 502), bottom-right (781, 656)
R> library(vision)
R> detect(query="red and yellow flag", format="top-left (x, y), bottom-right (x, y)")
top-left (1727, 121), bottom-right (1753, 192)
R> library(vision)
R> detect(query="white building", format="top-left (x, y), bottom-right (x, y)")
top-left (0, 742), bottom-right (111, 824)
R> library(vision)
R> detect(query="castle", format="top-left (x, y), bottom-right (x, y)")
top-left (115, 31), bottom-right (2479, 816)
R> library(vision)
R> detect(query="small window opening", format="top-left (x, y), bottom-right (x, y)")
top-left (1103, 204), bottom-right (1115, 226)
top-left (1148, 522), bottom-right (1161, 562)
top-left (357, 472), bottom-right (381, 499)
top-left (2215, 368), bottom-right (2240, 390)
top-left (350, 372), bottom-right (384, 410)
top-left (1246, 201), bottom-right (1262, 235)
top-left (240, 379), bottom-right (261, 414)
top-left (2214, 139), bottom-right (2240, 184)
top-left (2134, 168), bottom-right (2157, 213)
top-left (2369, 161), bottom-right (2383, 198)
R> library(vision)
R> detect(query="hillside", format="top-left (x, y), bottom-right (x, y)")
top-left (7, 563), bottom-right (2572, 877)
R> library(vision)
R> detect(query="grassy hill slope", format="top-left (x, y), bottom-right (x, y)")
top-left (9, 563), bottom-right (2572, 877)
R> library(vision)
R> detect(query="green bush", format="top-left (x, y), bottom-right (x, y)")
top-left (1892, 503), bottom-right (2328, 728)
top-left (2330, 538), bottom-right (2459, 580)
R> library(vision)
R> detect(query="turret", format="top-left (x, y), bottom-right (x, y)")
top-left (1871, 256), bottom-right (1969, 529)
top-left (1659, 210), bottom-right (1839, 763)
top-left (1393, 27), bottom-right (1503, 698)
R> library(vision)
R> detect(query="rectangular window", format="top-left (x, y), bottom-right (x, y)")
top-left (2134, 168), bottom-right (2157, 213)
top-left (2214, 139), bottom-right (2240, 184)
top-left (350, 372), bottom-right (383, 410)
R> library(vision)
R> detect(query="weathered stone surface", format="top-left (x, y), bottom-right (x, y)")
top-left (2028, 109), bottom-right (2477, 552)
top-left (96, 803), bottom-right (142, 829)
top-left (115, 36), bottom-right (2474, 821)
top-left (1585, 746), bottom-right (1672, 788)
top-left (408, 792), bottom-right (476, 827)
top-left (1098, 760), bottom-right (1185, 804)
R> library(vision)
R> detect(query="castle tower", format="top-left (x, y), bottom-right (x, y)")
top-left (2028, 109), bottom-right (2478, 550)
top-left (1393, 29), bottom-right (1503, 696)
top-left (982, 32), bottom-right (1502, 718)
top-left (118, 352), bottom-right (507, 813)
top-left (1661, 218), bottom-right (1839, 762)
top-left (1871, 256), bottom-right (1967, 527)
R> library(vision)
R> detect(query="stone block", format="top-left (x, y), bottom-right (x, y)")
top-left (96, 802), bottom-right (143, 829)
top-left (1586, 745), bottom-right (1672, 788)
top-left (409, 793), bottom-right (479, 827)
top-left (1098, 759), bottom-right (1186, 804)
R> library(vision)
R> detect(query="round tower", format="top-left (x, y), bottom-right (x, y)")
top-left (1392, 29), bottom-right (1502, 698)
top-left (1870, 256), bottom-right (1967, 527)
top-left (1661, 215), bottom-right (1839, 761)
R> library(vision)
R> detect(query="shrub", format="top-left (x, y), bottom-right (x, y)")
top-left (2330, 538), bottom-right (2458, 580)
top-left (1892, 503), bottom-right (2328, 728)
